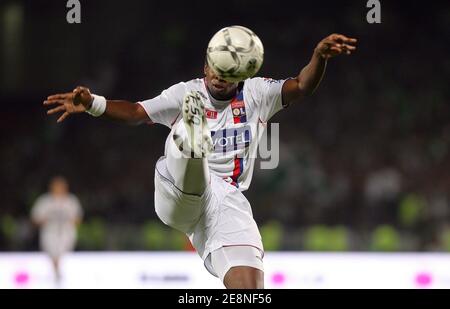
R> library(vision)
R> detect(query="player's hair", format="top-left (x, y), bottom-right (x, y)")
top-left (49, 176), bottom-right (68, 187)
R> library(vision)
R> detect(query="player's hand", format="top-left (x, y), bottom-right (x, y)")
top-left (315, 34), bottom-right (357, 59)
top-left (43, 86), bottom-right (93, 123)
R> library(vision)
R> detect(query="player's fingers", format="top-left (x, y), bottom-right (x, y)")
top-left (331, 34), bottom-right (357, 46)
top-left (342, 44), bottom-right (356, 51)
top-left (73, 86), bottom-right (90, 96)
top-left (330, 34), bottom-right (345, 44)
top-left (326, 40), bottom-right (348, 51)
top-left (73, 86), bottom-right (86, 94)
top-left (43, 99), bottom-right (62, 106)
top-left (47, 105), bottom-right (66, 115)
top-left (343, 37), bottom-right (358, 44)
top-left (329, 46), bottom-right (343, 54)
top-left (47, 93), bottom-right (72, 100)
top-left (57, 112), bottom-right (70, 123)
top-left (322, 41), bottom-right (340, 53)
top-left (43, 98), bottom-right (69, 105)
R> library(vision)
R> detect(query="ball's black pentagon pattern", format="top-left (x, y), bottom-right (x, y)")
top-left (206, 26), bottom-right (263, 82)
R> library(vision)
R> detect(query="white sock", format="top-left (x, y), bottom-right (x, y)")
top-left (166, 122), bottom-right (210, 195)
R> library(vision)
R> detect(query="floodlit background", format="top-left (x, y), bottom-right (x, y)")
top-left (0, 0), bottom-right (449, 288)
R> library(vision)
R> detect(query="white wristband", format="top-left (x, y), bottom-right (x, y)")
top-left (86, 94), bottom-right (107, 117)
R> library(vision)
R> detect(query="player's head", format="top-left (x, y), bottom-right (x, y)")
top-left (204, 63), bottom-right (238, 100)
top-left (49, 176), bottom-right (69, 196)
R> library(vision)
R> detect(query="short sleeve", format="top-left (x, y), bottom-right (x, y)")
top-left (137, 82), bottom-right (186, 128)
top-left (246, 77), bottom-right (287, 122)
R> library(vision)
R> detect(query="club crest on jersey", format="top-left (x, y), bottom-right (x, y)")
top-left (231, 91), bottom-right (247, 123)
top-left (232, 106), bottom-right (245, 117)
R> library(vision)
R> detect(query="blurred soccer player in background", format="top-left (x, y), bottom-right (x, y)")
top-left (31, 176), bottom-right (83, 285)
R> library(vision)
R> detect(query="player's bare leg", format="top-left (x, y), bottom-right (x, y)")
top-left (166, 91), bottom-right (213, 195)
top-left (210, 246), bottom-right (264, 289)
top-left (224, 267), bottom-right (264, 289)
top-left (51, 257), bottom-right (62, 285)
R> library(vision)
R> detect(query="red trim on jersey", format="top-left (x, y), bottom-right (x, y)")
top-left (231, 157), bottom-right (243, 187)
top-left (228, 90), bottom-right (247, 187)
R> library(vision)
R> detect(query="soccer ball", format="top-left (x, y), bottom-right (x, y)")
top-left (206, 25), bottom-right (264, 83)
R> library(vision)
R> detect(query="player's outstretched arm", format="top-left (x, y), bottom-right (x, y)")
top-left (43, 86), bottom-right (150, 125)
top-left (282, 34), bottom-right (357, 106)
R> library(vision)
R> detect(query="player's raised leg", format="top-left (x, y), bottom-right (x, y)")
top-left (165, 91), bottom-right (213, 195)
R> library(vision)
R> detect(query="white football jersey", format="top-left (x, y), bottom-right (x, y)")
top-left (31, 194), bottom-right (83, 256)
top-left (139, 77), bottom-right (286, 191)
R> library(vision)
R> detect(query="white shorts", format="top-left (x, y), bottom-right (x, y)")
top-left (41, 228), bottom-right (76, 259)
top-left (154, 157), bottom-right (264, 276)
top-left (206, 246), bottom-right (264, 281)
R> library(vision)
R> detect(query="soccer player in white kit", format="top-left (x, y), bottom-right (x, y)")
top-left (31, 176), bottom-right (83, 284)
top-left (44, 33), bottom-right (357, 288)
